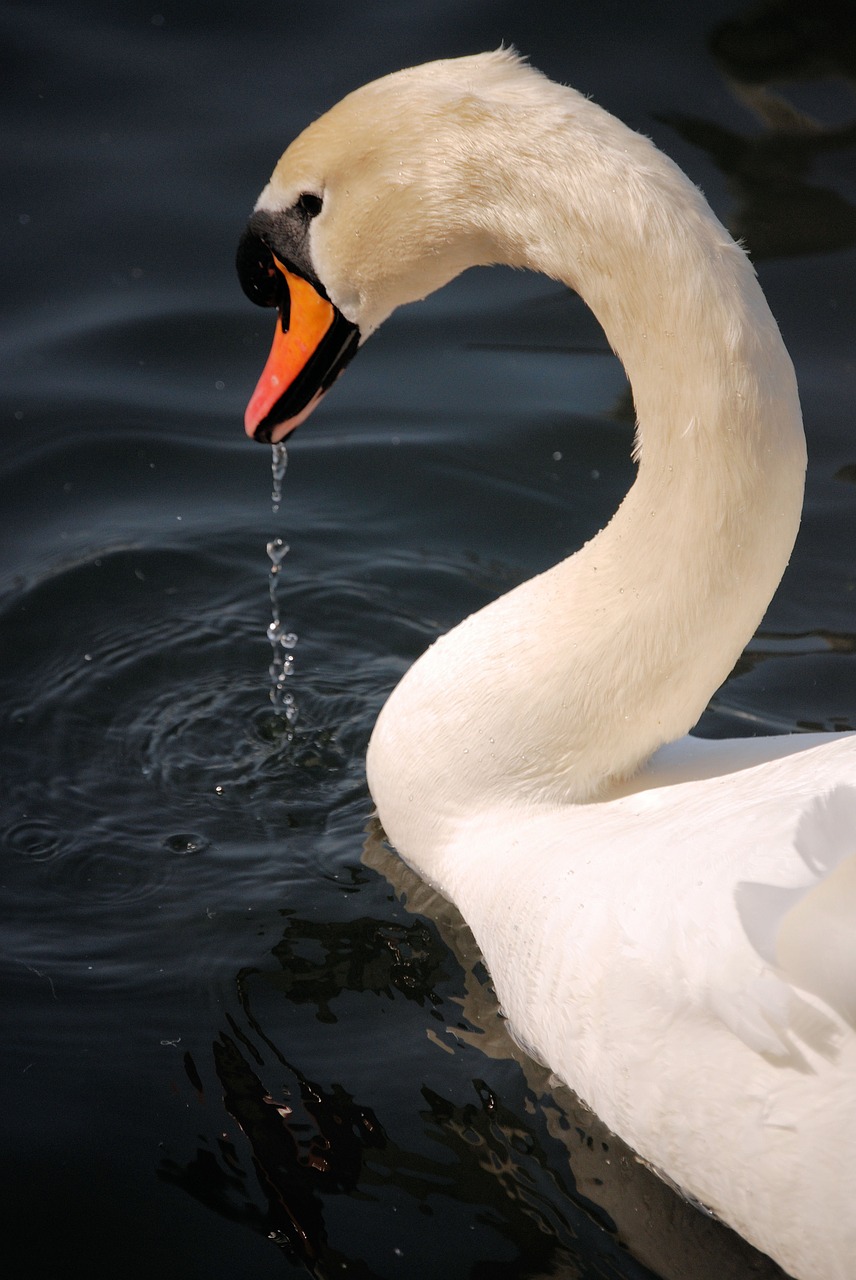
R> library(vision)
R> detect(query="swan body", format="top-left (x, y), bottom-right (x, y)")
top-left (241, 52), bottom-right (856, 1280)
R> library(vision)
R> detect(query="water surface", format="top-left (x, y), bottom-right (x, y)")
top-left (2, 2), bottom-right (854, 1277)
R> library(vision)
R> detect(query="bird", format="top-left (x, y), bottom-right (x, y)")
top-left (236, 51), bottom-right (856, 1280)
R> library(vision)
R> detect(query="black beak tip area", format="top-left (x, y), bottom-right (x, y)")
top-left (236, 227), bottom-right (282, 309)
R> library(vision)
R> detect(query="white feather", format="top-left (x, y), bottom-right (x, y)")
top-left (256, 53), bottom-right (856, 1280)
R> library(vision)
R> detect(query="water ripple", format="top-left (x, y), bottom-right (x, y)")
top-left (5, 818), bottom-right (62, 863)
top-left (1, 526), bottom-right (514, 990)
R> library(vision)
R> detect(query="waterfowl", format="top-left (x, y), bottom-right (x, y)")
top-left (237, 52), bottom-right (856, 1280)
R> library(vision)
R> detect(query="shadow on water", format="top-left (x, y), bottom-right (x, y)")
top-left (157, 825), bottom-right (788, 1280)
top-left (661, 0), bottom-right (856, 259)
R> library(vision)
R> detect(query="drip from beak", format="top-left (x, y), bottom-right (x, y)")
top-left (243, 256), bottom-right (360, 444)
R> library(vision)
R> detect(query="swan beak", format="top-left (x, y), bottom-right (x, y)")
top-left (244, 257), bottom-right (360, 444)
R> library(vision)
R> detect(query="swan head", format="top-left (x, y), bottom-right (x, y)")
top-left (238, 50), bottom-right (539, 442)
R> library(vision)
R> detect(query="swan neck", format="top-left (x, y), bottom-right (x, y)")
top-left (368, 90), bottom-right (806, 860)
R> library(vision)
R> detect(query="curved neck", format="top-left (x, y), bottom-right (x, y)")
top-left (367, 90), bottom-right (806, 861)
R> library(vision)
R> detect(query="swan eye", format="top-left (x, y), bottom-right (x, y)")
top-left (297, 192), bottom-right (323, 219)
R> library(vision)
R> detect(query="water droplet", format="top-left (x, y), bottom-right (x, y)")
top-left (266, 536), bottom-right (289, 565)
top-left (266, 454), bottom-right (298, 724)
top-left (270, 441), bottom-right (288, 513)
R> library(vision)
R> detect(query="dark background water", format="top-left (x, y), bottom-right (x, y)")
top-left (2, 2), bottom-right (854, 1277)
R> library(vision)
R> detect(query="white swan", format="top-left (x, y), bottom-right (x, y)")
top-left (237, 52), bottom-right (856, 1280)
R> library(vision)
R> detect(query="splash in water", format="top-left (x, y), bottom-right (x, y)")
top-left (267, 444), bottom-right (298, 725)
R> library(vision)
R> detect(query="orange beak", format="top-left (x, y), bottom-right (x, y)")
top-left (243, 256), bottom-right (360, 444)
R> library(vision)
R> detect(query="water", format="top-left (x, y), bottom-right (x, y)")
top-left (266, 533), bottom-right (298, 720)
top-left (2, 2), bottom-right (854, 1278)
top-left (271, 440), bottom-right (289, 514)
top-left (267, 531), bottom-right (298, 719)
top-left (266, 445), bottom-right (300, 719)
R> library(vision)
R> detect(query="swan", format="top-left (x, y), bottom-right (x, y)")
top-left (236, 52), bottom-right (856, 1280)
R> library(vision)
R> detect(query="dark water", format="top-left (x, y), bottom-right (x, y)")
top-left (2, 2), bottom-right (854, 1277)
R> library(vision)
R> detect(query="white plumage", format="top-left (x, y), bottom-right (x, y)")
top-left (251, 52), bottom-right (856, 1279)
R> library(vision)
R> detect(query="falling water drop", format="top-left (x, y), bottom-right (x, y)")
top-left (266, 444), bottom-right (298, 725)
top-left (271, 441), bottom-right (288, 513)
